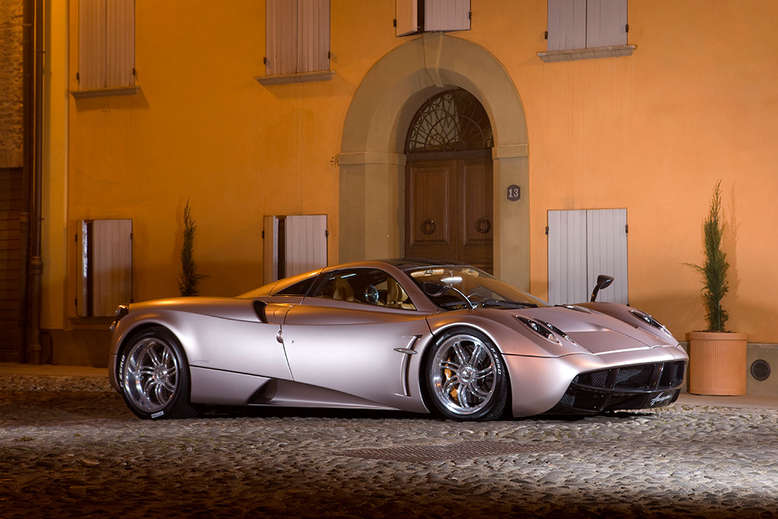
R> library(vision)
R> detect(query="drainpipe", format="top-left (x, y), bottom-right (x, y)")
top-left (24, 0), bottom-right (44, 364)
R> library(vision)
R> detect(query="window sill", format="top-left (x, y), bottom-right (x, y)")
top-left (255, 70), bottom-right (333, 85)
top-left (537, 44), bottom-right (636, 63)
top-left (71, 86), bottom-right (139, 99)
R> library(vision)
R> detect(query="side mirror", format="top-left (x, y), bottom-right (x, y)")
top-left (590, 274), bottom-right (614, 302)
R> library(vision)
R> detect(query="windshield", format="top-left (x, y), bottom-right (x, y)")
top-left (406, 266), bottom-right (547, 310)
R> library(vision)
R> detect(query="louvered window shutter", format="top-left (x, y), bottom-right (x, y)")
top-left (106, 0), bottom-right (135, 87)
top-left (284, 215), bottom-right (328, 277)
top-left (77, 219), bottom-right (133, 317)
top-left (395, 0), bottom-right (419, 36)
top-left (547, 210), bottom-right (588, 305)
top-left (91, 219), bottom-right (133, 316)
top-left (547, 209), bottom-right (628, 305)
top-left (424, 0), bottom-right (470, 32)
top-left (266, 0), bottom-right (298, 75)
top-left (78, 0), bottom-right (134, 90)
top-left (547, 0), bottom-right (586, 51)
top-left (585, 209), bottom-right (628, 304)
top-left (78, 0), bottom-right (107, 90)
top-left (297, 0), bottom-right (330, 73)
top-left (586, 0), bottom-right (627, 47)
top-left (267, 0), bottom-right (329, 75)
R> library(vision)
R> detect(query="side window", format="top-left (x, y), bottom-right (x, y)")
top-left (311, 269), bottom-right (416, 310)
top-left (276, 276), bottom-right (316, 296)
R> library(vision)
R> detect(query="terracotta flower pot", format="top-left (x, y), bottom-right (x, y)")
top-left (688, 331), bottom-right (747, 395)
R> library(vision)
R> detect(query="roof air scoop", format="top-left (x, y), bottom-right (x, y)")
top-left (253, 300), bottom-right (268, 323)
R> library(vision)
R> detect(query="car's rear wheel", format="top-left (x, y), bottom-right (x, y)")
top-left (118, 326), bottom-right (197, 419)
top-left (424, 328), bottom-right (508, 421)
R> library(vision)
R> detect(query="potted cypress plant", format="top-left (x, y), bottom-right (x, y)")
top-left (687, 181), bottom-right (747, 395)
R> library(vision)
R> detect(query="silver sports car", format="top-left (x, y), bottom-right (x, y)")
top-left (109, 259), bottom-right (688, 420)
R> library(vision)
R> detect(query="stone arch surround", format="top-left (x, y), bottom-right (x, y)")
top-left (338, 33), bottom-right (530, 289)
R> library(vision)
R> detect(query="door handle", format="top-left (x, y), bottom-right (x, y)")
top-left (421, 219), bottom-right (436, 235)
top-left (476, 217), bottom-right (491, 234)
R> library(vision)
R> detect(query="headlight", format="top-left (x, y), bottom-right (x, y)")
top-left (516, 316), bottom-right (573, 344)
top-left (630, 310), bottom-right (669, 334)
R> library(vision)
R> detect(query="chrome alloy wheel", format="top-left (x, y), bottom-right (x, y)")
top-left (122, 337), bottom-right (180, 413)
top-left (430, 334), bottom-right (497, 416)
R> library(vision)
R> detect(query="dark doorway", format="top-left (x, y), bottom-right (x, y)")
top-left (404, 89), bottom-right (493, 272)
top-left (0, 168), bottom-right (27, 361)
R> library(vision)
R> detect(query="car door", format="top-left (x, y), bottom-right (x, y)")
top-left (281, 268), bottom-right (430, 410)
top-left (189, 299), bottom-right (294, 380)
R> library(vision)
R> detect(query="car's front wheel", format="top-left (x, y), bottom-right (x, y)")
top-left (118, 326), bottom-right (197, 419)
top-left (424, 328), bottom-right (508, 420)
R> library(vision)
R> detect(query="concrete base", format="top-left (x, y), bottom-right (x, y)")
top-left (45, 328), bottom-right (112, 368)
top-left (747, 343), bottom-right (778, 397)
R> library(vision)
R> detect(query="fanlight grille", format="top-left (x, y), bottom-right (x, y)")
top-left (405, 89), bottom-right (493, 153)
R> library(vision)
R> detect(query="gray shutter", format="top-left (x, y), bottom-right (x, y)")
top-left (424, 0), bottom-right (470, 32)
top-left (78, 219), bottom-right (133, 317)
top-left (297, 0), bottom-right (330, 73)
top-left (266, 0), bottom-right (298, 75)
top-left (396, 0), bottom-right (419, 36)
top-left (284, 215), bottom-right (328, 277)
top-left (547, 210), bottom-right (588, 305)
top-left (91, 219), bottom-right (132, 316)
top-left (586, 0), bottom-right (627, 47)
top-left (547, 0), bottom-right (586, 51)
top-left (263, 216), bottom-right (279, 283)
top-left (78, 0), bottom-right (107, 89)
top-left (106, 0), bottom-right (135, 88)
top-left (586, 209), bottom-right (628, 304)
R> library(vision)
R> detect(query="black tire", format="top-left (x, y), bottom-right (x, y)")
top-left (424, 327), bottom-right (509, 421)
top-left (117, 326), bottom-right (198, 419)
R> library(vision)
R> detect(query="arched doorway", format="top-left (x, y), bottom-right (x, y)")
top-left (338, 33), bottom-right (530, 290)
top-left (404, 88), bottom-right (494, 272)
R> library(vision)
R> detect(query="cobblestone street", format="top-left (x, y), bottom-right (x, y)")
top-left (1, 372), bottom-right (777, 518)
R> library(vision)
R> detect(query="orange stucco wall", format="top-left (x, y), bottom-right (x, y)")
top-left (63, 0), bottom-right (778, 342)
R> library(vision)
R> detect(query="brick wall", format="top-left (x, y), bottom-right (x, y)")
top-left (0, 0), bottom-right (25, 168)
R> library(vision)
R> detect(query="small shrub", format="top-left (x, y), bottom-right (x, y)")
top-left (178, 200), bottom-right (205, 296)
top-left (690, 181), bottom-right (729, 332)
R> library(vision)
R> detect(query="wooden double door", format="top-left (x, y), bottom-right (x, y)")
top-left (405, 151), bottom-right (493, 273)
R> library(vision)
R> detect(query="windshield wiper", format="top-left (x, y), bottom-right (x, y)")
top-left (479, 299), bottom-right (538, 309)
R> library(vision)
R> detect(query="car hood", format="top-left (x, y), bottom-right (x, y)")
top-left (520, 306), bottom-right (674, 354)
top-left (429, 305), bottom-right (679, 357)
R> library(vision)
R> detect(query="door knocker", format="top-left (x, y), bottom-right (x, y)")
top-left (422, 219), bottom-right (437, 235)
top-left (476, 217), bottom-right (491, 234)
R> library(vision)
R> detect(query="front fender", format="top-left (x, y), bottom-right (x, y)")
top-left (425, 310), bottom-right (588, 357)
